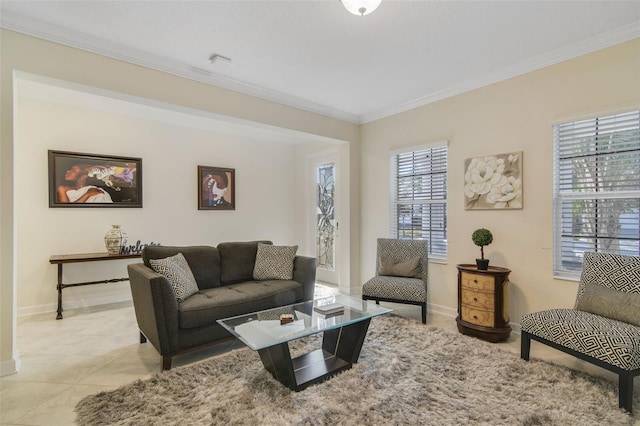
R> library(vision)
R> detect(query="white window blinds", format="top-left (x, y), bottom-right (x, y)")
top-left (553, 110), bottom-right (640, 277)
top-left (390, 142), bottom-right (448, 259)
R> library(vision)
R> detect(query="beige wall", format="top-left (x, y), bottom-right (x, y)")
top-left (0, 29), bottom-right (359, 375)
top-left (360, 38), bottom-right (640, 322)
top-left (15, 93), bottom-right (319, 311)
top-left (2, 27), bottom-right (638, 375)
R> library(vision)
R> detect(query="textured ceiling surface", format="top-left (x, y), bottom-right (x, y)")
top-left (2, 1), bottom-right (639, 122)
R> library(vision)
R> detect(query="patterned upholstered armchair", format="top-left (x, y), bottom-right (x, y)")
top-left (520, 252), bottom-right (640, 413)
top-left (362, 238), bottom-right (428, 323)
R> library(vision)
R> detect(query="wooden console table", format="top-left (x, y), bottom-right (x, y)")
top-left (50, 252), bottom-right (141, 319)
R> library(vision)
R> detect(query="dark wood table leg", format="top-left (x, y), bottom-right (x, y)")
top-left (56, 264), bottom-right (64, 320)
top-left (322, 318), bottom-right (371, 364)
top-left (258, 342), bottom-right (297, 390)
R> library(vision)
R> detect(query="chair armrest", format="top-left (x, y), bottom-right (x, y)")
top-left (127, 263), bottom-right (180, 355)
top-left (293, 255), bottom-right (317, 301)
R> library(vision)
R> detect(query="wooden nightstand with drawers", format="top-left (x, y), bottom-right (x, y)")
top-left (456, 264), bottom-right (511, 342)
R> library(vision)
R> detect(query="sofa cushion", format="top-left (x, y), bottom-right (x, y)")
top-left (218, 241), bottom-right (272, 284)
top-left (378, 255), bottom-right (421, 278)
top-left (253, 243), bottom-right (298, 280)
top-left (149, 253), bottom-right (199, 302)
top-left (143, 245), bottom-right (221, 289)
top-left (178, 280), bottom-right (302, 329)
top-left (576, 283), bottom-right (640, 327)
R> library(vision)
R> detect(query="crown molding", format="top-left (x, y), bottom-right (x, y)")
top-left (361, 23), bottom-right (640, 124)
top-left (15, 71), bottom-right (349, 146)
top-left (0, 11), bottom-right (361, 124)
top-left (3, 10), bottom-right (638, 126)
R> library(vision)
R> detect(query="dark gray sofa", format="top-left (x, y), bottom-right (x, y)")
top-left (127, 241), bottom-right (316, 370)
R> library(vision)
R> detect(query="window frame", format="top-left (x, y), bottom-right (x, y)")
top-left (389, 141), bottom-right (448, 262)
top-left (552, 109), bottom-right (640, 280)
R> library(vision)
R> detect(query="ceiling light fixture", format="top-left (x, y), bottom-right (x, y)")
top-left (341, 0), bottom-right (382, 16)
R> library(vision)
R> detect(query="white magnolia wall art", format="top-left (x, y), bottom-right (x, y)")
top-left (464, 151), bottom-right (523, 210)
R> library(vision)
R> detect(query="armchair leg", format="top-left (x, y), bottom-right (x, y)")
top-left (619, 372), bottom-right (633, 413)
top-left (162, 356), bottom-right (172, 371)
top-left (139, 331), bottom-right (147, 344)
top-left (421, 303), bottom-right (427, 324)
top-left (520, 331), bottom-right (531, 361)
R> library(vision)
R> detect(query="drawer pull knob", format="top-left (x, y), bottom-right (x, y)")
top-left (473, 297), bottom-right (478, 302)
top-left (474, 279), bottom-right (478, 283)
top-left (473, 315), bottom-right (478, 319)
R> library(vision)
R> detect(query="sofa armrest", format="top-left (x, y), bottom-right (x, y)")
top-left (127, 263), bottom-right (180, 355)
top-left (293, 255), bottom-right (317, 301)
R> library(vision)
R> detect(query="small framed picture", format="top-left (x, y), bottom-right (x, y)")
top-left (48, 150), bottom-right (142, 208)
top-left (198, 166), bottom-right (235, 210)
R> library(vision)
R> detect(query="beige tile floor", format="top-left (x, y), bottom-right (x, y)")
top-left (1, 284), bottom-right (638, 425)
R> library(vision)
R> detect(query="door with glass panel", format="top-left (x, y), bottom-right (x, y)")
top-left (311, 154), bottom-right (339, 285)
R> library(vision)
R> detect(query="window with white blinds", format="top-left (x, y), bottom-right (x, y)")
top-left (553, 110), bottom-right (640, 278)
top-left (390, 142), bottom-right (448, 260)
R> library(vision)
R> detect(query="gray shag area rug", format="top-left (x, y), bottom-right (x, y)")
top-left (75, 315), bottom-right (636, 425)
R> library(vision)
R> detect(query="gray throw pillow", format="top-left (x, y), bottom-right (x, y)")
top-left (576, 283), bottom-right (640, 327)
top-left (378, 255), bottom-right (422, 278)
top-left (149, 253), bottom-right (199, 302)
top-left (253, 243), bottom-right (298, 280)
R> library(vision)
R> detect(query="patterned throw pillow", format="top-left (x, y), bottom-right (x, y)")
top-left (253, 243), bottom-right (298, 280)
top-left (378, 255), bottom-right (422, 278)
top-left (149, 253), bottom-right (199, 302)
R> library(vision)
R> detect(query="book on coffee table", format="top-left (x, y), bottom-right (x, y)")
top-left (314, 303), bottom-right (344, 315)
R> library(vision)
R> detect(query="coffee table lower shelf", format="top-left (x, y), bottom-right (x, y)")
top-left (257, 318), bottom-right (371, 391)
top-left (293, 349), bottom-right (351, 388)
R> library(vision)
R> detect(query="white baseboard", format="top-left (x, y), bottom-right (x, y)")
top-left (15, 292), bottom-right (524, 332)
top-left (0, 357), bottom-right (20, 377)
top-left (509, 321), bottom-right (522, 334)
top-left (17, 293), bottom-right (132, 318)
top-left (427, 302), bottom-right (457, 319)
top-left (428, 302), bottom-right (522, 334)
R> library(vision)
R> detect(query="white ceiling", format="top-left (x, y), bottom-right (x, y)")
top-left (2, 1), bottom-right (640, 124)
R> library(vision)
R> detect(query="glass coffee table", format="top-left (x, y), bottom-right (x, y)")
top-left (217, 294), bottom-right (392, 391)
